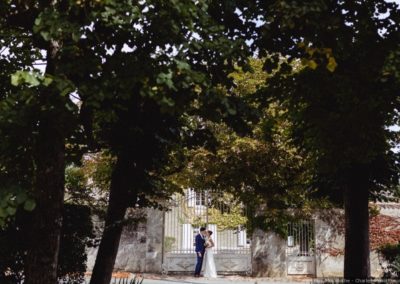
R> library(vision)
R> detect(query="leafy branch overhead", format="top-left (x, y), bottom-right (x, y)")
top-left (173, 59), bottom-right (329, 234)
top-left (1, 0), bottom-right (400, 281)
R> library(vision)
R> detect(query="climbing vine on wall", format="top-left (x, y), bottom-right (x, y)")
top-left (316, 206), bottom-right (400, 257)
top-left (370, 214), bottom-right (400, 250)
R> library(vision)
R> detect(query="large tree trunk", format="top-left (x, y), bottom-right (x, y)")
top-left (24, 41), bottom-right (65, 284)
top-left (24, 119), bottom-right (65, 284)
top-left (344, 185), bottom-right (370, 279)
top-left (90, 155), bottom-right (133, 284)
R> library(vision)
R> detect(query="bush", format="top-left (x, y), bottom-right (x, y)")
top-left (164, 236), bottom-right (176, 253)
top-left (0, 204), bottom-right (95, 284)
top-left (378, 243), bottom-right (400, 279)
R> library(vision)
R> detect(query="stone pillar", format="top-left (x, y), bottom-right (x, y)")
top-left (251, 229), bottom-right (287, 277)
top-left (86, 214), bottom-right (148, 273)
top-left (314, 210), bottom-right (345, 278)
top-left (114, 222), bottom-right (147, 271)
top-left (144, 208), bottom-right (164, 273)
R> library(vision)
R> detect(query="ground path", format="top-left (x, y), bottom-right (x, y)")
top-left (84, 273), bottom-right (319, 284)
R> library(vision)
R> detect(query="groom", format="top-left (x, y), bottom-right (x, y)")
top-left (194, 227), bottom-right (207, 277)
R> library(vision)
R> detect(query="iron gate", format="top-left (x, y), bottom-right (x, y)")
top-left (162, 189), bottom-right (251, 275)
top-left (286, 219), bottom-right (316, 276)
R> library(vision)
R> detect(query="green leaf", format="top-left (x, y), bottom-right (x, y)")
top-left (6, 206), bottom-right (16, 216)
top-left (34, 17), bottom-right (41, 26)
top-left (40, 31), bottom-right (51, 41)
top-left (0, 199), bottom-right (7, 208)
top-left (43, 77), bottom-right (53, 86)
top-left (11, 73), bottom-right (21, 86)
top-left (24, 199), bottom-right (36, 211)
top-left (23, 73), bottom-right (41, 87)
top-left (72, 32), bottom-right (80, 42)
top-left (55, 78), bottom-right (75, 96)
top-left (175, 60), bottom-right (190, 71)
top-left (157, 71), bottom-right (175, 90)
top-left (16, 192), bottom-right (28, 204)
top-left (0, 208), bottom-right (6, 218)
top-left (307, 60), bottom-right (318, 70)
top-left (326, 57), bottom-right (338, 72)
top-left (11, 71), bottom-right (44, 87)
top-left (227, 106), bottom-right (237, 115)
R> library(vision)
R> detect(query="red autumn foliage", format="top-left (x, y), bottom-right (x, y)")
top-left (370, 214), bottom-right (400, 250)
top-left (316, 212), bottom-right (400, 256)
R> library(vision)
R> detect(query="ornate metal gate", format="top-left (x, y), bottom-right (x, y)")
top-left (162, 189), bottom-right (251, 275)
top-left (286, 219), bottom-right (316, 276)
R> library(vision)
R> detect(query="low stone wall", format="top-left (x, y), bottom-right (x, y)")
top-left (313, 206), bottom-right (399, 278)
top-left (86, 205), bottom-right (400, 277)
top-left (252, 206), bottom-right (399, 278)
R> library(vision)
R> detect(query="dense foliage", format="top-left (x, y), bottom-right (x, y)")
top-left (175, 59), bottom-right (329, 235)
top-left (0, 204), bottom-right (95, 284)
top-left (248, 0), bottom-right (400, 278)
top-left (1, 0), bottom-right (400, 281)
top-left (1, 1), bottom-right (252, 282)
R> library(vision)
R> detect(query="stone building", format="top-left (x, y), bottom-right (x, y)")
top-left (86, 190), bottom-right (400, 278)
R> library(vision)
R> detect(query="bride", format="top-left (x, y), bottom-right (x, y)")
top-left (203, 230), bottom-right (217, 278)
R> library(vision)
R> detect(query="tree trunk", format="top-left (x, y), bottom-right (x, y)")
top-left (344, 185), bottom-right (370, 279)
top-left (89, 155), bottom-right (133, 284)
top-left (24, 41), bottom-right (66, 284)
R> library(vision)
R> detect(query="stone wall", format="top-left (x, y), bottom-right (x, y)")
top-left (313, 206), bottom-right (400, 278)
top-left (86, 208), bottom-right (163, 273)
top-left (251, 206), bottom-right (400, 278)
top-left (314, 210), bottom-right (345, 277)
top-left (86, 205), bottom-right (400, 277)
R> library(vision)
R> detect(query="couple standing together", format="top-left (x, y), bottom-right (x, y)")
top-left (194, 227), bottom-right (217, 278)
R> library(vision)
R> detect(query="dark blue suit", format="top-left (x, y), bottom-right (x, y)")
top-left (194, 233), bottom-right (205, 276)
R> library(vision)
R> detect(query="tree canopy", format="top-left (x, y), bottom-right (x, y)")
top-left (250, 0), bottom-right (400, 278)
top-left (1, 0), bottom-right (400, 281)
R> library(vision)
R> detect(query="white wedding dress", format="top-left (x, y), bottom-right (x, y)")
top-left (203, 237), bottom-right (217, 278)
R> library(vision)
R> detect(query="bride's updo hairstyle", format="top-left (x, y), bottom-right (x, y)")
top-left (208, 230), bottom-right (213, 236)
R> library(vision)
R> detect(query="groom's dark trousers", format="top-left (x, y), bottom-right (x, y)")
top-left (194, 233), bottom-right (205, 276)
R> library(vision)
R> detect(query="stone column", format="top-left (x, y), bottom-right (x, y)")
top-left (144, 208), bottom-right (164, 273)
top-left (314, 210), bottom-right (345, 278)
top-left (251, 229), bottom-right (287, 277)
top-left (114, 222), bottom-right (147, 272)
